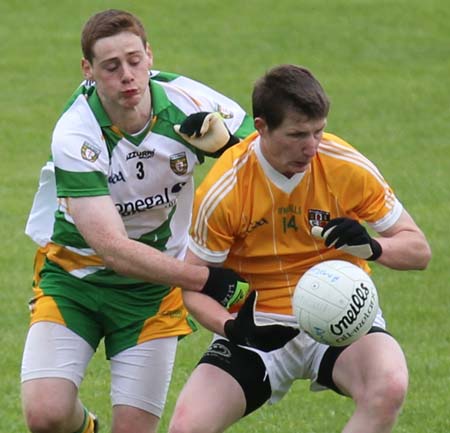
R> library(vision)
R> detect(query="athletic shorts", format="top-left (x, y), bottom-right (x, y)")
top-left (28, 247), bottom-right (194, 358)
top-left (207, 308), bottom-right (386, 405)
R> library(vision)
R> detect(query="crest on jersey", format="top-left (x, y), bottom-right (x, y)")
top-left (81, 141), bottom-right (101, 162)
top-left (170, 152), bottom-right (188, 175)
top-left (308, 209), bottom-right (330, 228)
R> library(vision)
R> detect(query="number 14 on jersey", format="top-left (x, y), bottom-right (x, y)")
top-left (282, 215), bottom-right (298, 233)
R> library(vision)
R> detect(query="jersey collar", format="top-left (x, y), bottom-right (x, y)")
top-left (149, 80), bottom-right (171, 115)
top-left (254, 137), bottom-right (307, 194)
top-left (86, 88), bottom-right (112, 128)
top-left (85, 78), bottom-right (170, 128)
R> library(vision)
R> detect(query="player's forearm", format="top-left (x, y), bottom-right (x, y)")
top-left (182, 290), bottom-right (231, 336)
top-left (100, 237), bottom-right (208, 290)
top-left (68, 196), bottom-right (208, 290)
top-left (375, 231), bottom-right (431, 270)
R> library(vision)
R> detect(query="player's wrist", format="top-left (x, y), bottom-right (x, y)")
top-left (200, 266), bottom-right (220, 297)
top-left (205, 133), bottom-right (239, 158)
top-left (224, 319), bottom-right (237, 341)
top-left (224, 318), bottom-right (251, 346)
top-left (368, 238), bottom-right (382, 261)
top-left (200, 266), bottom-right (249, 308)
top-left (173, 112), bottom-right (233, 154)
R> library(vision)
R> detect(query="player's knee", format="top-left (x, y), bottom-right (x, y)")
top-left (359, 370), bottom-right (408, 426)
top-left (23, 391), bottom-right (79, 433)
top-left (378, 371), bottom-right (408, 416)
top-left (168, 413), bottom-right (189, 433)
top-left (168, 406), bottom-right (200, 433)
top-left (24, 405), bottom-right (68, 433)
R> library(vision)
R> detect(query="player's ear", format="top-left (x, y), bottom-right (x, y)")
top-left (81, 58), bottom-right (93, 80)
top-left (254, 117), bottom-right (268, 135)
top-left (145, 43), bottom-right (153, 69)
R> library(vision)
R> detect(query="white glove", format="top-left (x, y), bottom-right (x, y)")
top-left (174, 112), bottom-right (234, 153)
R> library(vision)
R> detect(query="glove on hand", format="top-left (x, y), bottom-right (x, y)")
top-left (311, 217), bottom-right (382, 260)
top-left (201, 266), bottom-right (249, 309)
top-left (174, 112), bottom-right (239, 154)
top-left (224, 291), bottom-right (300, 352)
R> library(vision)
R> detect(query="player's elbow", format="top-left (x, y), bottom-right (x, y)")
top-left (91, 234), bottom-right (130, 273)
top-left (416, 242), bottom-right (432, 270)
top-left (404, 237), bottom-right (432, 270)
top-left (403, 231), bottom-right (432, 270)
top-left (101, 252), bottom-right (120, 270)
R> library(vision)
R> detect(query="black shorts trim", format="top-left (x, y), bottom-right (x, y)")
top-left (317, 326), bottom-right (391, 394)
top-left (198, 339), bottom-right (271, 416)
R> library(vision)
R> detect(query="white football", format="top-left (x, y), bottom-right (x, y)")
top-left (292, 260), bottom-right (379, 346)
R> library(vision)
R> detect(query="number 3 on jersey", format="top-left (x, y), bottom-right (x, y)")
top-left (136, 161), bottom-right (145, 179)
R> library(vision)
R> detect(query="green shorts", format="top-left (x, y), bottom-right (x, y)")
top-left (29, 249), bottom-right (194, 358)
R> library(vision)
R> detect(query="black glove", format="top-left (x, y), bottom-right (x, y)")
top-left (224, 291), bottom-right (300, 352)
top-left (313, 217), bottom-right (382, 260)
top-left (201, 266), bottom-right (249, 308)
top-left (174, 112), bottom-right (239, 156)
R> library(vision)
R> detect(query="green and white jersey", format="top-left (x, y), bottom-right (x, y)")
top-left (26, 71), bottom-right (254, 288)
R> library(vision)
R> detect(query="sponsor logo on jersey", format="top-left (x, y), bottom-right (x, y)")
top-left (172, 182), bottom-right (186, 193)
top-left (126, 149), bottom-right (156, 160)
top-left (308, 209), bottom-right (330, 227)
top-left (115, 188), bottom-right (175, 216)
top-left (81, 141), bottom-right (101, 162)
top-left (170, 152), bottom-right (188, 175)
top-left (278, 204), bottom-right (302, 215)
top-left (115, 182), bottom-right (188, 216)
top-left (108, 171), bottom-right (126, 184)
top-left (246, 218), bottom-right (268, 233)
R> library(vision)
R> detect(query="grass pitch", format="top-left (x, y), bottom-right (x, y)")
top-left (2, 1), bottom-right (449, 432)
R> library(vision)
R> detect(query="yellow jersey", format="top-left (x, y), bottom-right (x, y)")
top-left (190, 132), bottom-right (403, 315)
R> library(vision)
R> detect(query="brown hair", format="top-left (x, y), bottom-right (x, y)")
top-left (252, 64), bottom-right (330, 130)
top-left (81, 9), bottom-right (147, 62)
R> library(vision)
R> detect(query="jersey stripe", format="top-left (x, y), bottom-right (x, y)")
top-left (320, 139), bottom-right (385, 185)
top-left (319, 139), bottom-right (396, 208)
top-left (193, 141), bottom-right (255, 246)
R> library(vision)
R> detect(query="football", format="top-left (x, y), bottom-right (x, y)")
top-left (292, 260), bottom-right (379, 346)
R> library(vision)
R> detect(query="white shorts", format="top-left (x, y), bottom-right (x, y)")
top-left (214, 308), bottom-right (386, 404)
top-left (21, 322), bottom-right (178, 416)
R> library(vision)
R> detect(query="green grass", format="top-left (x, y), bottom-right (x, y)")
top-left (2, 0), bottom-right (449, 432)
